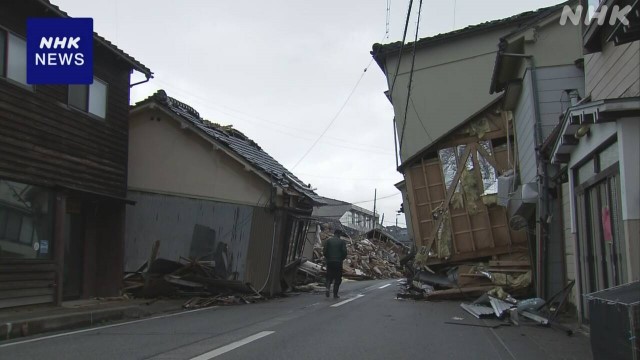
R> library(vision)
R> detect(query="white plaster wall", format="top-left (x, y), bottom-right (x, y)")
top-left (128, 109), bottom-right (272, 206)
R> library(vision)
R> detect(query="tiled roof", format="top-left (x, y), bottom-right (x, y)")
top-left (371, 1), bottom-right (569, 68)
top-left (38, 0), bottom-right (152, 77)
top-left (135, 90), bottom-right (324, 205)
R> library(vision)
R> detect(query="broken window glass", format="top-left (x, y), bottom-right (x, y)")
top-left (478, 141), bottom-right (498, 194)
top-left (438, 148), bottom-right (457, 192)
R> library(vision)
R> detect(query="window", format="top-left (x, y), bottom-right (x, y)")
top-left (0, 30), bottom-right (29, 86)
top-left (69, 77), bottom-right (108, 118)
top-left (0, 179), bottom-right (54, 260)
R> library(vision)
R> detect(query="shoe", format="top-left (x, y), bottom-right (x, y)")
top-left (325, 289), bottom-right (330, 298)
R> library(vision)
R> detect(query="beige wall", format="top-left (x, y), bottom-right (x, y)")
top-left (129, 109), bottom-right (272, 206)
top-left (585, 41), bottom-right (640, 101)
top-left (384, 26), bottom-right (518, 162)
top-left (519, 18), bottom-right (584, 69)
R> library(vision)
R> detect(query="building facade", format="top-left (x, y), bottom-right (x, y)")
top-left (0, 0), bottom-right (151, 308)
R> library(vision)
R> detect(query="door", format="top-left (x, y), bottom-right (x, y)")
top-left (575, 172), bottom-right (626, 321)
top-left (63, 199), bottom-right (84, 299)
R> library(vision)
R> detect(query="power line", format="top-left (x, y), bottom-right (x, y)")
top-left (289, 1), bottom-right (395, 170)
top-left (388, 0), bottom-right (414, 98)
top-left (351, 193), bottom-right (401, 205)
top-left (398, 0), bottom-right (424, 150)
top-left (144, 79), bottom-right (394, 155)
top-left (295, 172), bottom-right (401, 181)
top-left (290, 59), bottom-right (374, 170)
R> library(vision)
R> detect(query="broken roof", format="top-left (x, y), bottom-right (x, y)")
top-left (371, 1), bottom-right (569, 68)
top-left (133, 90), bottom-right (324, 205)
top-left (38, 0), bottom-right (152, 78)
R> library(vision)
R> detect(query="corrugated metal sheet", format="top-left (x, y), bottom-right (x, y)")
top-left (124, 191), bottom-right (253, 281)
top-left (460, 303), bottom-right (495, 319)
top-left (489, 297), bottom-right (515, 318)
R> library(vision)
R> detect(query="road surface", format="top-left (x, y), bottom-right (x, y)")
top-left (0, 279), bottom-right (591, 359)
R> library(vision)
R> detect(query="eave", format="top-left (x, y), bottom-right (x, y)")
top-left (550, 97), bottom-right (640, 164)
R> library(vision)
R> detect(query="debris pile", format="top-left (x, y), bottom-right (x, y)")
top-left (123, 256), bottom-right (264, 309)
top-left (442, 280), bottom-right (577, 335)
top-left (295, 225), bottom-right (409, 287)
top-left (399, 250), bottom-right (532, 300)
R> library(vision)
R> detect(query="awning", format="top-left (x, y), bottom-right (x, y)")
top-left (551, 97), bottom-right (640, 164)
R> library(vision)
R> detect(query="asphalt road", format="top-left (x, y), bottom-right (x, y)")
top-left (0, 279), bottom-right (592, 360)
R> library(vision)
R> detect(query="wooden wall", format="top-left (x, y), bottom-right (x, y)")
top-left (0, 1), bottom-right (133, 198)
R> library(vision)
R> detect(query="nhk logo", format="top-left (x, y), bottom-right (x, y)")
top-left (559, 5), bottom-right (633, 26)
top-left (27, 18), bottom-right (93, 84)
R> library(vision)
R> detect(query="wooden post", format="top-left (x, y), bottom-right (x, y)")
top-left (424, 145), bottom-right (473, 254)
top-left (53, 192), bottom-right (66, 305)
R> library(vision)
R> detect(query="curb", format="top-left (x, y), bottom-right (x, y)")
top-left (0, 305), bottom-right (153, 341)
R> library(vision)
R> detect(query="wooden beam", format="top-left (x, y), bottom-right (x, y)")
top-left (423, 145), bottom-right (473, 254)
top-left (489, 260), bottom-right (530, 267)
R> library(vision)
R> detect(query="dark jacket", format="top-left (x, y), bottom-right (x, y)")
top-left (323, 236), bottom-right (347, 263)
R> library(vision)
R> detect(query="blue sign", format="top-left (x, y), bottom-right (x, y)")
top-left (26, 18), bottom-right (93, 84)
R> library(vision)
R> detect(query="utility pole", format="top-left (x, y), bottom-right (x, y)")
top-left (372, 189), bottom-right (377, 230)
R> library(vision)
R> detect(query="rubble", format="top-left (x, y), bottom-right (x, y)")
top-left (123, 256), bottom-right (265, 309)
top-left (290, 224), bottom-right (409, 290)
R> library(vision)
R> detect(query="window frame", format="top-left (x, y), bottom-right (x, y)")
top-left (67, 76), bottom-right (108, 119)
top-left (0, 27), bottom-right (34, 91)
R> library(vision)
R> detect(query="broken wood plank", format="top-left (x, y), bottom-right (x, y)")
top-left (424, 285), bottom-right (494, 300)
top-left (489, 260), bottom-right (530, 267)
top-left (423, 145), bottom-right (473, 255)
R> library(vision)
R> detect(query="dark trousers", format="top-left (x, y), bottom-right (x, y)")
top-left (325, 261), bottom-right (343, 295)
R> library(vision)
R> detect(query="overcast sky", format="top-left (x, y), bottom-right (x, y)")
top-left (54, 0), bottom-right (561, 228)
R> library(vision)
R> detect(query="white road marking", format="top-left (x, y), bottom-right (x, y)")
top-left (189, 331), bottom-right (275, 360)
top-left (330, 294), bottom-right (365, 307)
top-left (0, 306), bottom-right (219, 348)
top-left (378, 284), bottom-right (392, 289)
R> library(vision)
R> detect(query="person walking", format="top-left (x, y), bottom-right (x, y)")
top-left (324, 229), bottom-right (348, 299)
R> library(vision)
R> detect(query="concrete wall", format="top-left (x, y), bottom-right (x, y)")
top-left (585, 41), bottom-right (640, 101)
top-left (384, 25), bottom-right (520, 162)
top-left (129, 109), bottom-right (272, 207)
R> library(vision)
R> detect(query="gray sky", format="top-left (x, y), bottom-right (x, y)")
top-left (55, 0), bottom-right (561, 228)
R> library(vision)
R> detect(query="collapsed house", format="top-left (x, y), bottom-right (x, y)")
top-left (296, 224), bottom-right (409, 287)
top-left (126, 90), bottom-right (324, 296)
top-left (370, 5), bottom-right (566, 298)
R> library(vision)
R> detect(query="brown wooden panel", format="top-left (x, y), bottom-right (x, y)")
top-left (0, 280), bottom-right (54, 290)
top-left (0, 1), bottom-right (135, 199)
top-left (0, 287), bottom-right (54, 300)
top-left (0, 295), bottom-right (54, 309)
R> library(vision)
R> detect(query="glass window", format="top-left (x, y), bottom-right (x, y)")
top-left (7, 33), bottom-right (28, 85)
top-left (478, 141), bottom-right (498, 194)
top-left (69, 84), bottom-right (89, 111)
top-left (88, 79), bottom-right (107, 118)
top-left (439, 148), bottom-right (457, 192)
top-left (577, 159), bottom-right (596, 185)
top-left (599, 142), bottom-right (618, 171)
top-left (0, 31), bottom-right (5, 77)
top-left (0, 179), bottom-right (54, 260)
top-left (68, 77), bottom-right (108, 118)
top-left (1, 31), bottom-right (30, 87)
